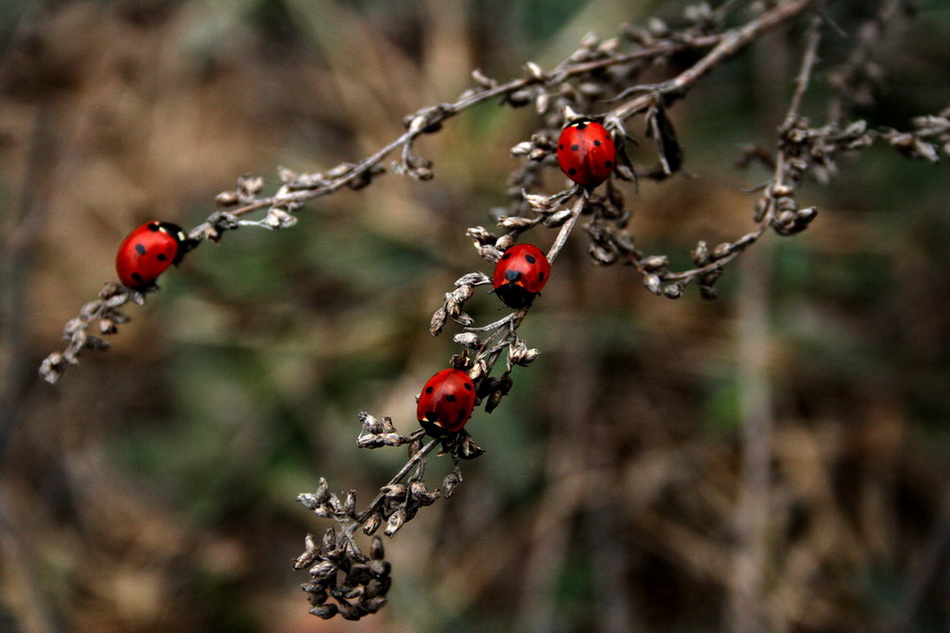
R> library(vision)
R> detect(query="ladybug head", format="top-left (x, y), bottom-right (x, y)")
top-left (494, 283), bottom-right (537, 309)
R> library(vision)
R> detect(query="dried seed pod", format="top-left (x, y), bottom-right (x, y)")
top-left (362, 597), bottom-right (388, 614)
top-left (309, 560), bottom-right (337, 578)
top-left (344, 490), bottom-right (357, 517)
top-left (453, 332), bottom-right (481, 349)
top-left (410, 480), bottom-right (439, 506)
top-left (710, 242), bottom-right (732, 260)
top-left (456, 433), bottom-right (485, 459)
top-left (692, 240), bottom-right (709, 265)
top-left (310, 603), bottom-right (339, 619)
top-left (543, 208), bottom-right (574, 227)
top-left (478, 245), bottom-right (503, 263)
top-left (430, 307), bottom-right (448, 336)
top-left (511, 141), bottom-right (534, 156)
top-left (797, 206), bottom-right (818, 225)
top-left (215, 190), bottom-right (239, 206)
top-left (471, 68), bottom-right (495, 87)
top-left (442, 467), bottom-right (462, 498)
top-left (495, 233), bottom-right (517, 251)
top-left (769, 182), bottom-right (794, 198)
top-left (384, 508), bottom-right (407, 537)
top-left (525, 60), bottom-right (545, 81)
top-left (359, 411), bottom-right (382, 434)
top-left (363, 513), bottom-right (382, 536)
top-left (529, 147), bottom-right (549, 161)
top-left (336, 601), bottom-right (362, 621)
top-left (456, 272), bottom-right (492, 287)
top-left (237, 175), bottom-right (265, 196)
top-left (370, 536), bottom-right (385, 561)
top-left (589, 242), bottom-right (619, 265)
top-left (641, 255), bottom-right (669, 271)
top-left (644, 273), bottom-right (662, 295)
top-left (98, 319), bottom-right (117, 335)
top-left (496, 215), bottom-right (539, 230)
top-left (381, 484), bottom-right (407, 502)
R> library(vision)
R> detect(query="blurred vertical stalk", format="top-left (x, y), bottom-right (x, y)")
top-left (727, 25), bottom-right (789, 631)
top-left (0, 102), bottom-right (64, 633)
top-left (729, 240), bottom-right (774, 633)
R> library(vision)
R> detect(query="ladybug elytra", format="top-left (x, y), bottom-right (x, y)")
top-left (115, 221), bottom-right (192, 291)
top-left (556, 119), bottom-right (616, 190)
top-left (416, 368), bottom-right (476, 436)
top-left (492, 243), bottom-right (551, 309)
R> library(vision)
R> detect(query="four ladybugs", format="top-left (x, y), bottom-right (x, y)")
top-left (115, 220), bottom-right (195, 291)
top-left (557, 118), bottom-right (616, 190)
top-left (111, 114), bottom-right (614, 435)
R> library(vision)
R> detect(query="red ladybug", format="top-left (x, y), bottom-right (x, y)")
top-left (556, 119), bottom-right (616, 189)
top-left (416, 368), bottom-right (476, 436)
top-left (492, 243), bottom-right (551, 309)
top-left (115, 221), bottom-right (193, 291)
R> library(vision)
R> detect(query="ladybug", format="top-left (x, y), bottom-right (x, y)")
top-left (115, 221), bottom-right (194, 291)
top-left (556, 119), bottom-right (616, 190)
top-left (416, 368), bottom-right (476, 436)
top-left (492, 243), bottom-right (551, 309)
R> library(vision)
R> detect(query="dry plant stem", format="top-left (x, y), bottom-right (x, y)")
top-left (344, 436), bottom-right (438, 538)
top-left (608, 0), bottom-right (824, 123)
top-left (38, 28), bottom-right (729, 383)
top-left (39, 0), bottom-right (850, 383)
top-left (636, 10), bottom-right (824, 291)
top-left (545, 193), bottom-right (586, 264)
top-left (826, 0), bottom-right (908, 125)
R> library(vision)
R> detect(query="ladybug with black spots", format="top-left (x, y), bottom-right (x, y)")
top-left (416, 368), bottom-right (476, 436)
top-left (115, 221), bottom-right (194, 291)
top-left (556, 118), bottom-right (616, 190)
top-left (492, 243), bottom-right (551, 309)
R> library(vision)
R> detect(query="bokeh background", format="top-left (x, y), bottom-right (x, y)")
top-left (1, 1), bottom-right (949, 632)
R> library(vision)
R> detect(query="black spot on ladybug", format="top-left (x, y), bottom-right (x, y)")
top-left (446, 394), bottom-right (457, 402)
top-left (568, 168), bottom-right (577, 175)
top-left (505, 269), bottom-right (522, 282)
top-left (131, 272), bottom-right (143, 282)
top-left (593, 140), bottom-right (601, 146)
top-left (157, 254), bottom-right (167, 262)
top-left (605, 160), bottom-right (613, 167)
top-left (524, 254), bottom-right (537, 264)
top-left (425, 386), bottom-right (434, 394)
top-left (538, 271), bottom-right (545, 281)
top-left (135, 244), bottom-right (146, 255)
top-left (463, 383), bottom-right (473, 391)
top-left (571, 144), bottom-right (579, 151)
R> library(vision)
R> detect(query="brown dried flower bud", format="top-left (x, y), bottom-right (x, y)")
top-left (215, 190), bottom-right (239, 206)
top-left (453, 332), bottom-right (481, 349)
top-left (641, 255), bottom-right (669, 272)
top-left (370, 536), bottom-right (385, 561)
top-left (385, 508), bottom-right (407, 537)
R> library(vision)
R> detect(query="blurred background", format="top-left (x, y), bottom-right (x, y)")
top-left (1, 1), bottom-right (949, 632)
